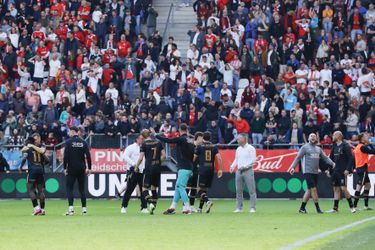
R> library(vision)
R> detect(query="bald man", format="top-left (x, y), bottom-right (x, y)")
top-left (289, 133), bottom-right (335, 214)
top-left (326, 131), bottom-right (356, 213)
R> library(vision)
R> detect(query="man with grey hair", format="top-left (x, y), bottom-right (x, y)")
top-left (289, 133), bottom-right (335, 214)
top-left (229, 133), bottom-right (257, 213)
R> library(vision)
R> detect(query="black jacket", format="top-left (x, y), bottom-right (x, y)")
top-left (156, 134), bottom-right (194, 170)
top-left (0, 153), bottom-right (10, 172)
top-left (63, 135), bottom-right (92, 173)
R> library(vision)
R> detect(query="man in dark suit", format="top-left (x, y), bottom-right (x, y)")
top-left (64, 32), bottom-right (79, 68)
top-left (266, 44), bottom-right (279, 80)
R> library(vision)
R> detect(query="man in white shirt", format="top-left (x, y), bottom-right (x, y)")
top-left (37, 83), bottom-right (54, 110)
top-left (357, 68), bottom-right (374, 96)
top-left (295, 63), bottom-right (308, 85)
top-left (49, 53), bottom-right (61, 78)
top-left (105, 82), bottom-right (119, 108)
top-left (120, 135), bottom-right (149, 214)
top-left (230, 134), bottom-right (257, 213)
top-left (348, 82), bottom-right (361, 101)
top-left (319, 63), bottom-right (332, 87)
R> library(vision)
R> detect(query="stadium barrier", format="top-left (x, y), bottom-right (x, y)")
top-left (1, 172), bottom-right (374, 199)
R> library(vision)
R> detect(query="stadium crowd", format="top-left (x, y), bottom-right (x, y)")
top-left (0, 0), bottom-right (374, 150)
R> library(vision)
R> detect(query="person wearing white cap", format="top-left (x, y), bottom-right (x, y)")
top-left (229, 133), bottom-right (257, 213)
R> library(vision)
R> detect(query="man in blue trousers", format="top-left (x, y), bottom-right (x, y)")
top-left (154, 123), bottom-right (195, 215)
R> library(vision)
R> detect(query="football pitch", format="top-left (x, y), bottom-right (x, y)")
top-left (0, 199), bottom-right (374, 250)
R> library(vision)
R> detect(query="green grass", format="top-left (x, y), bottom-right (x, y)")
top-left (0, 199), bottom-right (374, 250)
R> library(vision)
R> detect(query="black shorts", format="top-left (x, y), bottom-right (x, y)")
top-left (27, 168), bottom-right (45, 186)
top-left (143, 168), bottom-right (160, 188)
top-left (331, 172), bottom-right (346, 187)
top-left (356, 168), bottom-right (370, 186)
top-left (198, 170), bottom-right (214, 189)
top-left (187, 172), bottom-right (198, 189)
top-left (304, 173), bottom-right (318, 189)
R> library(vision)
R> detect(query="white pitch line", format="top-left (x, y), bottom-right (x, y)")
top-left (279, 216), bottom-right (375, 250)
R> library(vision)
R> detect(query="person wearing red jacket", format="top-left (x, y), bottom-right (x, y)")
top-left (73, 26), bottom-right (85, 45)
top-left (85, 29), bottom-right (97, 49)
top-left (36, 41), bottom-right (50, 59)
top-left (253, 34), bottom-right (268, 55)
top-left (55, 22), bottom-right (68, 40)
top-left (117, 34), bottom-right (131, 61)
top-left (226, 114), bottom-right (250, 134)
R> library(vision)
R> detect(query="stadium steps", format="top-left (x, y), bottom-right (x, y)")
top-left (154, 0), bottom-right (197, 61)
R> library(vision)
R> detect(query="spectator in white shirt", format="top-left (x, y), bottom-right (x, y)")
top-left (75, 84), bottom-right (86, 120)
top-left (37, 83), bottom-right (54, 109)
top-left (28, 55), bottom-right (46, 84)
top-left (105, 82), bottom-right (119, 108)
top-left (49, 53), bottom-right (61, 77)
top-left (230, 134), bottom-right (257, 213)
top-left (319, 63), bottom-right (332, 87)
top-left (357, 68), bottom-right (373, 96)
top-left (348, 82), bottom-right (361, 101)
top-left (186, 44), bottom-right (199, 66)
top-left (295, 63), bottom-right (309, 85)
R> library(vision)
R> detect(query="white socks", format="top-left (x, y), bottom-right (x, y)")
top-left (68, 206), bottom-right (74, 212)
top-left (170, 202), bottom-right (177, 209)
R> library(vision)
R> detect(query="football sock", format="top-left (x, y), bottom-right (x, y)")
top-left (315, 202), bottom-right (321, 211)
top-left (333, 200), bottom-right (339, 210)
top-left (151, 190), bottom-right (158, 206)
top-left (354, 191), bottom-right (361, 207)
top-left (364, 190), bottom-right (370, 207)
top-left (32, 199), bottom-right (38, 208)
top-left (189, 189), bottom-right (197, 206)
top-left (347, 198), bottom-right (354, 208)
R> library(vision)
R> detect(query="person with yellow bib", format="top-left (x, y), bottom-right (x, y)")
top-left (353, 133), bottom-right (375, 211)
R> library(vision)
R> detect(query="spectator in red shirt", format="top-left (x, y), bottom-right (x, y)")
top-left (117, 34), bottom-right (131, 62)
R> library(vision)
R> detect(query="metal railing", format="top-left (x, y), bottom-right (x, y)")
top-left (162, 3), bottom-right (175, 44)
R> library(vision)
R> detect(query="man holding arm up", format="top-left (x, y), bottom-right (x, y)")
top-left (289, 133), bottom-right (335, 214)
top-left (229, 134), bottom-right (257, 213)
top-left (155, 124), bottom-right (196, 215)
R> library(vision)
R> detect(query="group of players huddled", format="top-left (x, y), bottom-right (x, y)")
top-left (18, 125), bottom-right (374, 216)
top-left (118, 124), bottom-right (223, 215)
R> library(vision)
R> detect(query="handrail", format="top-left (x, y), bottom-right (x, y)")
top-left (162, 3), bottom-right (174, 44)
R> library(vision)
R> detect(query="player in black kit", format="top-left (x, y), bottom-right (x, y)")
top-left (326, 131), bottom-right (356, 213)
top-left (186, 132), bottom-right (203, 212)
top-left (20, 134), bottom-right (48, 216)
top-left (135, 129), bottom-right (165, 215)
top-left (63, 126), bottom-right (92, 216)
top-left (193, 132), bottom-right (223, 213)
